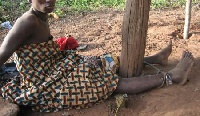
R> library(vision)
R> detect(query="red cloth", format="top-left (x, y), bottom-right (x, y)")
top-left (55, 36), bottom-right (78, 51)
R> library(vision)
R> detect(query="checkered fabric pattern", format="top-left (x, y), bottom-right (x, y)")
top-left (1, 40), bottom-right (119, 112)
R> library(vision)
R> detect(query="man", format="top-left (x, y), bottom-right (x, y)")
top-left (0, 0), bottom-right (194, 113)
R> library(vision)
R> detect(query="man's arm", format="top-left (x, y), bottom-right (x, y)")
top-left (0, 14), bottom-right (37, 67)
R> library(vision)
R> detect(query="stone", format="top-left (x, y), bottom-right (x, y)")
top-left (0, 97), bottom-right (19, 116)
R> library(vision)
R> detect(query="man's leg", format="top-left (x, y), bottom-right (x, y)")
top-left (115, 74), bottom-right (163, 94)
top-left (115, 50), bottom-right (194, 94)
top-left (117, 40), bottom-right (172, 66)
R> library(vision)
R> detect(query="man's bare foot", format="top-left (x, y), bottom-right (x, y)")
top-left (144, 40), bottom-right (172, 66)
top-left (168, 50), bottom-right (194, 85)
top-left (154, 40), bottom-right (172, 66)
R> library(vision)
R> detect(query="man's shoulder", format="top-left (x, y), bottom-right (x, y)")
top-left (16, 11), bottom-right (38, 25)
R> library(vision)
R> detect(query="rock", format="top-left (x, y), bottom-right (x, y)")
top-left (0, 97), bottom-right (19, 116)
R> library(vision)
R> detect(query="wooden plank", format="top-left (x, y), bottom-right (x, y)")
top-left (119, 0), bottom-right (151, 78)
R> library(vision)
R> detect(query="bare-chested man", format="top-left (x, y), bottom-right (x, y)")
top-left (0, 0), bottom-right (194, 113)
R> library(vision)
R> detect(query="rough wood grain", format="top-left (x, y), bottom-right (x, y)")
top-left (119, 0), bottom-right (151, 77)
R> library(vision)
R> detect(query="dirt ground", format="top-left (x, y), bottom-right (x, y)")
top-left (0, 7), bottom-right (200, 116)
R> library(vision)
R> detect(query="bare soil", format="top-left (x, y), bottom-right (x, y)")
top-left (0, 8), bottom-right (200, 116)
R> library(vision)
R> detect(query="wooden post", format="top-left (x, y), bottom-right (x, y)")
top-left (119, 0), bottom-right (151, 78)
top-left (183, 0), bottom-right (192, 39)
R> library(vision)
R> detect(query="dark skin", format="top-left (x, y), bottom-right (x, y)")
top-left (0, 0), bottom-right (54, 67)
top-left (0, 0), bottom-right (195, 95)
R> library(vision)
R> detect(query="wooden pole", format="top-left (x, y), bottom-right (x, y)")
top-left (183, 0), bottom-right (192, 39)
top-left (119, 0), bottom-right (151, 78)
